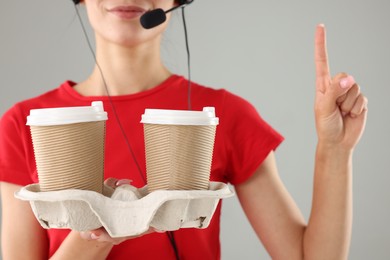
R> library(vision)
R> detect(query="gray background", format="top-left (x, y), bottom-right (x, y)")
top-left (1, 0), bottom-right (389, 259)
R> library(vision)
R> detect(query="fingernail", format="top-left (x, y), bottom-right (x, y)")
top-left (340, 75), bottom-right (355, 89)
top-left (115, 179), bottom-right (132, 186)
top-left (91, 233), bottom-right (100, 240)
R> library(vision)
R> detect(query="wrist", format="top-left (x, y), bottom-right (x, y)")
top-left (316, 142), bottom-right (353, 165)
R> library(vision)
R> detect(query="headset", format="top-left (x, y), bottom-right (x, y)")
top-left (69, 1), bottom-right (194, 260)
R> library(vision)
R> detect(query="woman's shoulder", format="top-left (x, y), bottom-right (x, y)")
top-left (173, 75), bottom-right (251, 106)
top-left (1, 81), bottom-right (74, 126)
top-left (19, 81), bottom-right (75, 108)
top-left (190, 79), bottom-right (258, 113)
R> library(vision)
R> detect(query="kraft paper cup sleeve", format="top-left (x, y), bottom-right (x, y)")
top-left (141, 107), bottom-right (219, 192)
top-left (27, 101), bottom-right (107, 193)
top-left (30, 121), bottom-right (106, 193)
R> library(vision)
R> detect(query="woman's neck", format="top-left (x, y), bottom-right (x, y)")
top-left (75, 37), bottom-right (171, 96)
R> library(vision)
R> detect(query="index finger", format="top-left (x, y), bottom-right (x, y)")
top-left (315, 24), bottom-right (331, 85)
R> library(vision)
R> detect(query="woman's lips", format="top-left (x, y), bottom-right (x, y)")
top-left (107, 6), bottom-right (146, 20)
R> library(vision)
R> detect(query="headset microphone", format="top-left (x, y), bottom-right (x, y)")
top-left (140, 0), bottom-right (193, 29)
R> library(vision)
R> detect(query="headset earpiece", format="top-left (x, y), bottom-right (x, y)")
top-left (72, 0), bottom-right (81, 4)
top-left (178, 0), bottom-right (194, 5)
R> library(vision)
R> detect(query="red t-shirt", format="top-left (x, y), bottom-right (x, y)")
top-left (0, 75), bottom-right (283, 259)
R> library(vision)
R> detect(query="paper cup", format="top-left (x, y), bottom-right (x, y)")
top-left (26, 101), bottom-right (108, 193)
top-left (141, 107), bottom-right (219, 193)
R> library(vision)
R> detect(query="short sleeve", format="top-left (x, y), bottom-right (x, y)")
top-left (0, 105), bottom-right (35, 186)
top-left (221, 91), bottom-right (284, 185)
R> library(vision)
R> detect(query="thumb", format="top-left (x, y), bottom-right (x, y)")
top-left (318, 74), bottom-right (356, 114)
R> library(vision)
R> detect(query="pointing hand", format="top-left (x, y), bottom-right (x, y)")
top-left (314, 24), bottom-right (368, 150)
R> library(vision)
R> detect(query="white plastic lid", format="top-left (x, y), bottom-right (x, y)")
top-left (141, 107), bottom-right (219, 126)
top-left (26, 101), bottom-right (108, 126)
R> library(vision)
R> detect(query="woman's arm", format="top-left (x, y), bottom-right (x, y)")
top-left (303, 144), bottom-right (353, 259)
top-left (1, 182), bottom-right (49, 260)
top-left (236, 24), bottom-right (367, 260)
top-left (1, 182), bottom-right (114, 260)
top-left (235, 152), bottom-right (307, 259)
top-left (236, 148), bottom-right (353, 260)
top-left (302, 23), bottom-right (367, 259)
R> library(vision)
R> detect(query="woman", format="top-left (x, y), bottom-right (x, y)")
top-left (0, 0), bottom-right (367, 259)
